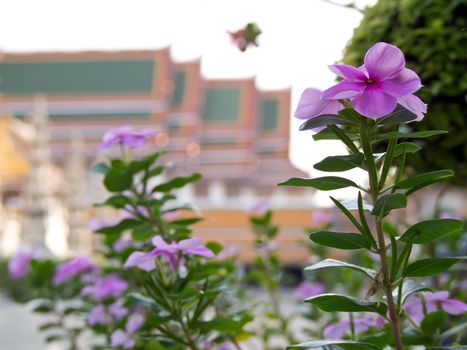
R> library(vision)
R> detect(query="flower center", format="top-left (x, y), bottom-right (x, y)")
top-left (367, 79), bottom-right (374, 84)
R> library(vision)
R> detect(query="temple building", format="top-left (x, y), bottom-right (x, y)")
top-left (0, 49), bottom-right (324, 262)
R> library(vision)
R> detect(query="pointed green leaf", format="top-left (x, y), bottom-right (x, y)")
top-left (374, 130), bottom-right (448, 142)
top-left (394, 170), bottom-right (454, 195)
top-left (404, 257), bottom-right (465, 277)
top-left (393, 142), bottom-right (422, 157)
top-left (330, 197), bottom-right (366, 234)
top-left (376, 107), bottom-right (417, 126)
top-left (421, 311), bottom-right (446, 335)
top-left (153, 173), bottom-right (202, 192)
top-left (314, 154), bottom-right (364, 172)
top-left (95, 218), bottom-right (141, 235)
top-left (305, 294), bottom-right (388, 315)
top-left (299, 115), bottom-right (354, 131)
top-left (305, 259), bottom-right (376, 279)
top-left (279, 177), bottom-right (359, 191)
top-left (104, 168), bottom-right (133, 192)
top-left (399, 219), bottom-right (464, 244)
top-left (371, 193), bottom-right (407, 216)
top-left (312, 127), bottom-right (359, 141)
top-left (309, 231), bottom-right (371, 250)
top-left (287, 340), bottom-right (381, 349)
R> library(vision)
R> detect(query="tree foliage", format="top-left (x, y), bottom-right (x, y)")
top-left (342, 0), bottom-right (467, 186)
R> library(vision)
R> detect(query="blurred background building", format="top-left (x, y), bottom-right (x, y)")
top-left (0, 49), bottom-right (324, 261)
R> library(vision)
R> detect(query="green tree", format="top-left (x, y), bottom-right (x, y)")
top-left (342, 0), bottom-right (467, 186)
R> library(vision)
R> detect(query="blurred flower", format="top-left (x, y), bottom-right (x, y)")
top-left (229, 22), bottom-right (261, 52)
top-left (258, 240), bottom-right (278, 255)
top-left (53, 256), bottom-right (98, 285)
top-left (294, 281), bottom-right (325, 300)
top-left (294, 88), bottom-right (343, 131)
top-left (88, 304), bottom-right (107, 326)
top-left (162, 210), bottom-right (183, 221)
top-left (405, 291), bottom-right (467, 324)
top-left (248, 199), bottom-right (269, 216)
top-left (323, 42), bottom-right (424, 119)
top-left (100, 125), bottom-right (156, 150)
top-left (218, 341), bottom-right (232, 350)
top-left (8, 250), bottom-right (33, 279)
top-left (124, 236), bottom-right (214, 272)
top-left (217, 245), bottom-right (239, 260)
top-left (108, 300), bottom-right (129, 321)
top-left (324, 314), bottom-right (382, 339)
top-left (81, 275), bottom-right (128, 301)
top-left (312, 210), bottom-right (335, 226)
top-left (112, 237), bottom-right (143, 253)
top-left (111, 313), bottom-right (145, 349)
top-left (440, 211), bottom-right (464, 220)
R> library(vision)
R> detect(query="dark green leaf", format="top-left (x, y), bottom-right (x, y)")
top-left (309, 231), bottom-right (371, 250)
top-left (399, 219), bottom-right (464, 244)
top-left (305, 294), bottom-right (388, 315)
top-left (312, 127), bottom-right (359, 141)
top-left (168, 217), bottom-right (203, 226)
top-left (103, 168), bottom-right (133, 192)
top-left (95, 218), bottom-right (140, 235)
top-left (314, 154), bottom-right (364, 172)
top-left (394, 170), bottom-right (454, 195)
top-left (376, 107), bottom-right (417, 126)
top-left (393, 142), bottom-right (422, 157)
top-left (299, 115), bottom-right (354, 131)
top-left (404, 257), bottom-right (465, 277)
top-left (287, 340), bottom-right (381, 349)
top-left (330, 197), bottom-right (366, 235)
top-left (427, 347), bottom-right (467, 350)
top-left (374, 130), bottom-right (448, 142)
top-left (421, 311), bottom-right (446, 335)
top-left (305, 259), bottom-right (376, 279)
top-left (38, 322), bottom-right (61, 331)
top-left (45, 335), bottom-right (64, 343)
top-left (153, 173), bottom-right (202, 192)
top-left (371, 193), bottom-right (407, 216)
top-left (95, 194), bottom-right (131, 209)
top-left (279, 177), bottom-right (359, 191)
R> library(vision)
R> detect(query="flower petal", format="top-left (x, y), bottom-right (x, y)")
top-left (329, 64), bottom-right (367, 81)
top-left (379, 68), bottom-right (422, 96)
top-left (352, 85), bottom-right (398, 118)
top-left (323, 320), bottom-right (348, 339)
top-left (397, 94), bottom-right (427, 121)
top-left (294, 88), bottom-right (328, 120)
top-left (322, 80), bottom-right (365, 99)
top-left (364, 42), bottom-right (405, 80)
top-left (441, 299), bottom-right (467, 315)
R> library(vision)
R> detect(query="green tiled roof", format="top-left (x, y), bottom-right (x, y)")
top-left (261, 99), bottom-right (278, 130)
top-left (203, 87), bottom-right (240, 123)
top-left (0, 59), bottom-right (155, 94)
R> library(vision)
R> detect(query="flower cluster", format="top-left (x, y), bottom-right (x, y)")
top-left (100, 125), bottom-right (156, 150)
top-left (53, 256), bottom-right (98, 285)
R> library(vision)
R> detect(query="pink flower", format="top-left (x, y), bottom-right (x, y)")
top-left (312, 211), bottom-right (335, 226)
top-left (324, 315), bottom-right (382, 339)
top-left (248, 199), bottom-right (270, 216)
top-left (100, 125), bottom-right (156, 150)
top-left (323, 42), bottom-right (424, 119)
top-left (405, 291), bottom-right (467, 324)
top-left (81, 275), bottom-right (128, 301)
top-left (294, 281), bottom-right (325, 300)
top-left (53, 256), bottom-right (98, 285)
top-left (8, 250), bottom-right (33, 279)
top-left (88, 304), bottom-right (107, 326)
top-left (294, 88), bottom-right (344, 130)
top-left (108, 300), bottom-right (129, 321)
top-left (124, 236), bottom-right (214, 272)
top-left (110, 313), bottom-right (145, 349)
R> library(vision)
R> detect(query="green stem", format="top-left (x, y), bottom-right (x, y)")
top-left (349, 312), bottom-right (356, 341)
top-left (329, 125), bottom-right (360, 154)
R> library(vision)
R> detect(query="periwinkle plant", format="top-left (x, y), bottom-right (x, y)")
top-left (280, 42), bottom-right (465, 350)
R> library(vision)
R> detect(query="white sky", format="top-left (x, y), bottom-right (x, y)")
top-left (0, 0), bottom-right (376, 203)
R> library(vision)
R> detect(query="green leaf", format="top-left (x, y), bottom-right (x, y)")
top-left (314, 154), bottom-right (364, 172)
top-left (330, 197), bottom-right (366, 235)
top-left (153, 173), bottom-right (202, 192)
top-left (398, 279), bottom-right (432, 305)
top-left (404, 257), bottom-right (465, 277)
top-left (399, 219), bottom-right (464, 244)
top-left (45, 335), bottom-right (64, 343)
top-left (371, 193), bottom-right (407, 216)
top-left (95, 218), bottom-right (141, 235)
top-left (305, 294), bottom-right (388, 315)
top-left (95, 194), bottom-right (132, 209)
top-left (393, 142), bottom-right (422, 157)
top-left (376, 107), bottom-right (417, 126)
top-left (38, 322), bottom-right (61, 331)
top-left (103, 168), bottom-right (133, 192)
top-left (421, 311), bottom-right (446, 335)
top-left (90, 162), bottom-right (110, 174)
top-left (394, 170), bottom-right (454, 195)
top-left (299, 115), bottom-right (354, 131)
top-left (340, 198), bottom-right (373, 212)
top-left (312, 127), bottom-right (359, 141)
top-left (168, 217), bottom-right (203, 226)
top-left (32, 300), bottom-right (53, 313)
top-left (374, 130), bottom-right (448, 142)
top-left (305, 259), bottom-right (376, 279)
top-left (279, 177), bottom-right (359, 191)
top-left (287, 340), bottom-right (381, 349)
top-left (309, 231), bottom-right (371, 250)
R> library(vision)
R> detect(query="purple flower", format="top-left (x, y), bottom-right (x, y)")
top-left (294, 281), bottom-right (325, 300)
top-left (440, 211), bottom-right (464, 220)
top-left (88, 304), bottom-right (107, 326)
top-left (8, 250), bottom-right (33, 279)
top-left (248, 199), bottom-right (270, 216)
top-left (53, 256), bottom-right (98, 285)
top-left (397, 94), bottom-right (427, 121)
top-left (323, 42), bottom-right (423, 119)
top-left (124, 236), bottom-right (214, 272)
top-left (110, 313), bottom-right (145, 349)
top-left (81, 275), bottom-right (128, 301)
top-left (100, 125), bottom-right (156, 150)
top-left (218, 341), bottom-right (232, 350)
top-left (312, 211), bottom-right (335, 226)
top-left (108, 300), bottom-right (129, 321)
top-left (294, 88), bottom-right (344, 130)
top-left (405, 291), bottom-right (467, 324)
top-left (162, 210), bottom-right (183, 221)
top-left (324, 315), bottom-right (382, 339)
top-left (258, 240), bottom-right (278, 255)
top-left (217, 245), bottom-right (239, 260)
